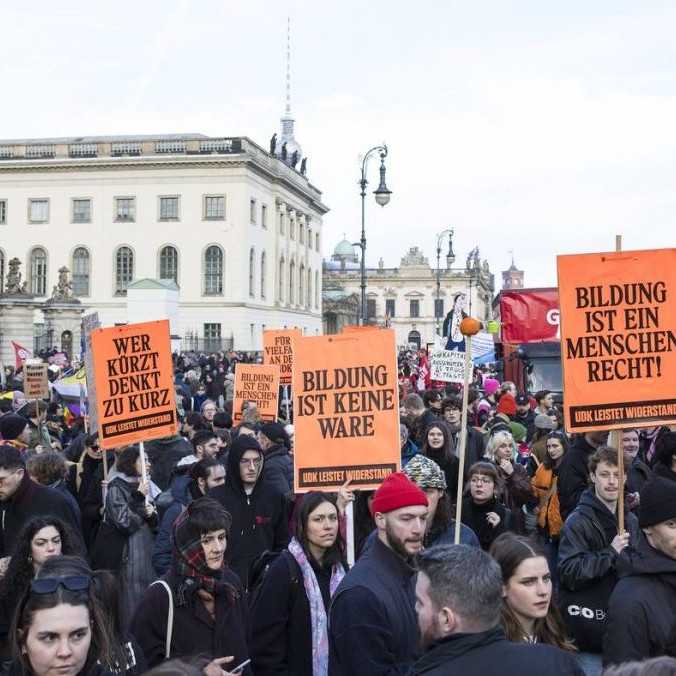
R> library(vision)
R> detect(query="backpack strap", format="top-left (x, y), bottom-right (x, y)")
top-left (150, 580), bottom-right (174, 660)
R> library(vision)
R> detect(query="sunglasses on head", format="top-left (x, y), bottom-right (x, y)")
top-left (31, 576), bottom-right (91, 594)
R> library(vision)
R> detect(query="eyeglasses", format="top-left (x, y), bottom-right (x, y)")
top-left (470, 476), bottom-right (494, 486)
top-left (31, 576), bottom-right (91, 594)
top-left (239, 457), bottom-right (262, 468)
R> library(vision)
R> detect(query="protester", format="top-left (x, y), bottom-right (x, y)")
top-left (98, 445), bottom-right (158, 625)
top-left (490, 533), bottom-right (574, 650)
top-left (441, 395), bottom-right (485, 472)
top-left (558, 430), bottom-right (608, 519)
top-left (604, 476), bottom-right (676, 666)
top-left (623, 429), bottom-right (652, 497)
top-left (0, 414), bottom-right (31, 453)
top-left (329, 472), bottom-right (428, 675)
top-left (513, 394), bottom-right (536, 440)
top-left (484, 431), bottom-right (532, 533)
top-left (209, 435), bottom-right (289, 587)
top-left (6, 557), bottom-right (124, 676)
top-left (529, 414), bottom-right (556, 464)
top-left (558, 446), bottom-right (640, 673)
top-left (419, 422), bottom-right (459, 501)
top-left (145, 434), bottom-right (194, 492)
top-left (403, 393), bottom-right (437, 446)
top-left (132, 498), bottom-right (251, 674)
top-left (257, 422), bottom-right (293, 498)
top-left (353, 490), bottom-right (376, 559)
top-left (403, 454), bottom-right (479, 547)
top-left (603, 657), bottom-right (676, 676)
top-left (652, 432), bottom-right (676, 482)
top-left (0, 445), bottom-right (81, 557)
top-left (153, 458), bottom-right (226, 576)
top-left (400, 424), bottom-right (418, 467)
top-left (410, 544), bottom-right (583, 675)
top-left (251, 492), bottom-right (346, 676)
top-left (531, 431), bottom-right (568, 584)
top-left (461, 462), bottom-right (510, 550)
top-left (177, 430), bottom-right (221, 467)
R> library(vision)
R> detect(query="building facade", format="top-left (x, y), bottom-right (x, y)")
top-left (323, 240), bottom-right (495, 348)
top-left (0, 134), bottom-right (328, 352)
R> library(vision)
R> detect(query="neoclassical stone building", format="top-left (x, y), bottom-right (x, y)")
top-left (323, 240), bottom-right (495, 348)
top-left (0, 133), bottom-right (327, 353)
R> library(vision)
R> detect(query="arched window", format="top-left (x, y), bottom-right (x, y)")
top-left (159, 245), bottom-right (178, 283)
top-left (315, 270), bottom-right (319, 308)
top-left (72, 247), bottom-right (90, 296)
top-left (204, 245), bottom-right (224, 295)
top-left (289, 260), bottom-right (295, 304)
top-left (114, 246), bottom-right (133, 295)
top-left (0, 249), bottom-right (5, 295)
top-left (299, 264), bottom-right (304, 307)
top-left (30, 247), bottom-right (47, 296)
top-left (278, 257), bottom-right (285, 302)
top-left (249, 248), bottom-right (255, 298)
top-left (307, 267), bottom-right (312, 308)
top-left (260, 251), bottom-right (266, 299)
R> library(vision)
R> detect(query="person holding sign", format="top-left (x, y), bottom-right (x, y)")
top-left (329, 472), bottom-right (428, 675)
top-left (557, 447), bottom-right (640, 671)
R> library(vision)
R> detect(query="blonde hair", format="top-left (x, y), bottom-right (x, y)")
top-left (485, 430), bottom-right (517, 463)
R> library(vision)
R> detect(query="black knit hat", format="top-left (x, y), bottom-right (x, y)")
top-left (639, 476), bottom-right (676, 528)
top-left (0, 414), bottom-right (28, 441)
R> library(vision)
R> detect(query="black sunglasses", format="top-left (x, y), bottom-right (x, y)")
top-left (31, 576), bottom-right (91, 594)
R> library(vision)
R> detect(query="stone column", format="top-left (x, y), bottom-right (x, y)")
top-left (0, 297), bottom-right (39, 370)
top-left (41, 301), bottom-right (85, 363)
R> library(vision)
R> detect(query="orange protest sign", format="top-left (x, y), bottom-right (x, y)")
top-left (232, 363), bottom-right (280, 423)
top-left (263, 329), bottom-right (301, 386)
top-left (90, 320), bottom-right (178, 449)
top-left (557, 248), bottom-right (676, 432)
top-left (342, 325), bottom-right (380, 333)
top-left (292, 329), bottom-right (400, 492)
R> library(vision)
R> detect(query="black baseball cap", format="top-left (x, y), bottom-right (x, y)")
top-left (515, 394), bottom-right (530, 406)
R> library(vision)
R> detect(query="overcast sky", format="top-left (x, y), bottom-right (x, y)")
top-left (2, 1), bottom-right (674, 288)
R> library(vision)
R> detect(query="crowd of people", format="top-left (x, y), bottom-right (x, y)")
top-left (0, 349), bottom-right (675, 676)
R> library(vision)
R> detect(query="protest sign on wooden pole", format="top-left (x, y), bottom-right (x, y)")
top-left (90, 319), bottom-right (177, 449)
top-left (232, 363), bottom-right (280, 424)
top-left (292, 329), bottom-right (400, 492)
top-left (24, 362), bottom-right (49, 400)
top-left (558, 244), bottom-right (676, 535)
top-left (82, 312), bottom-right (101, 433)
top-left (453, 337), bottom-right (473, 544)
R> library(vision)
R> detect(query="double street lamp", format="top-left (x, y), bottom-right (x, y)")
top-left (354, 145), bottom-right (391, 325)
top-left (435, 228), bottom-right (455, 337)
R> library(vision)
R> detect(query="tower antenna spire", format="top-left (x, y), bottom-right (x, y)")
top-left (285, 16), bottom-right (292, 116)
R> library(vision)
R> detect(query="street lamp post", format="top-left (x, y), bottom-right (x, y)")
top-left (435, 228), bottom-right (455, 338)
top-left (357, 145), bottom-right (391, 325)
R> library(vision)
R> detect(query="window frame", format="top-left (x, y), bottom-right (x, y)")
top-left (114, 246), bottom-right (134, 295)
top-left (203, 194), bottom-right (226, 221)
top-left (29, 247), bottom-right (48, 295)
top-left (158, 195), bottom-right (180, 222)
top-left (114, 196), bottom-right (136, 223)
top-left (159, 245), bottom-right (179, 284)
top-left (203, 245), bottom-right (224, 296)
top-left (71, 198), bottom-right (92, 224)
top-left (410, 299), bottom-right (420, 318)
top-left (28, 198), bottom-right (49, 224)
top-left (0, 199), bottom-right (7, 224)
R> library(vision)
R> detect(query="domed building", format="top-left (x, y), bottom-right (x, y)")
top-left (324, 237), bottom-right (360, 271)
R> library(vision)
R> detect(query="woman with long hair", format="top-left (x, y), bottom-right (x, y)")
top-left (485, 430), bottom-right (532, 533)
top-left (251, 492), bottom-right (346, 676)
top-left (6, 556), bottom-right (120, 676)
top-left (131, 498), bottom-right (250, 674)
top-left (0, 517), bottom-right (80, 657)
top-left (531, 431), bottom-right (569, 588)
top-left (490, 533), bottom-right (575, 652)
top-left (420, 421), bottom-right (459, 502)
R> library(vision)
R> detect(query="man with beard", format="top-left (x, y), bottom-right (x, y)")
top-left (441, 395), bottom-right (485, 473)
top-left (411, 545), bottom-right (583, 675)
top-left (329, 472), bottom-right (428, 675)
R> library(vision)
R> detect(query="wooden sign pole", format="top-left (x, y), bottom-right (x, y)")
top-left (611, 234), bottom-right (625, 534)
top-left (453, 335), bottom-right (473, 544)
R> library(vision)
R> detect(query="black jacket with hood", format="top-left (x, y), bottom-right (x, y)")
top-left (410, 626), bottom-right (583, 676)
top-left (208, 436), bottom-right (289, 587)
top-left (261, 442), bottom-right (293, 498)
top-left (603, 530), bottom-right (676, 665)
top-left (557, 434), bottom-right (598, 519)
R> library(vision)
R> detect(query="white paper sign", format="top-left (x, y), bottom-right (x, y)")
top-left (431, 349), bottom-right (465, 383)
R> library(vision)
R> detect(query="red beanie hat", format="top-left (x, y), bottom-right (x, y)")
top-left (496, 393), bottom-right (517, 417)
top-left (370, 472), bottom-right (428, 516)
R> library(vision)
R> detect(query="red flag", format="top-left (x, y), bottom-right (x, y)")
top-left (11, 341), bottom-right (33, 369)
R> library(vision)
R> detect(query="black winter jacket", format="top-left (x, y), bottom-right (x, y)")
top-left (0, 473), bottom-right (82, 556)
top-left (145, 435), bottom-right (194, 491)
top-left (130, 568), bottom-right (251, 673)
top-left (261, 444), bottom-right (293, 498)
top-left (208, 444), bottom-right (289, 587)
top-left (251, 550), bottom-right (335, 676)
top-left (410, 626), bottom-right (583, 676)
top-left (603, 531), bottom-right (676, 665)
top-left (558, 489), bottom-right (639, 592)
top-left (557, 435), bottom-right (598, 519)
top-left (461, 497), bottom-right (509, 551)
top-left (329, 537), bottom-right (419, 676)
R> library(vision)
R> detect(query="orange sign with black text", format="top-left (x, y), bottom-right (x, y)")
top-left (557, 248), bottom-right (676, 432)
top-left (263, 329), bottom-right (301, 386)
top-left (292, 329), bottom-right (400, 492)
top-left (232, 363), bottom-right (280, 423)
top-left (90, 320), bottom-right (178, 449)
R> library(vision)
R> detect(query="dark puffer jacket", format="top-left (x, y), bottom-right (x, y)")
top-left (557, 435), bottom-right (598, 519)
top-left (603, 530), bottom-right (676, 665)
